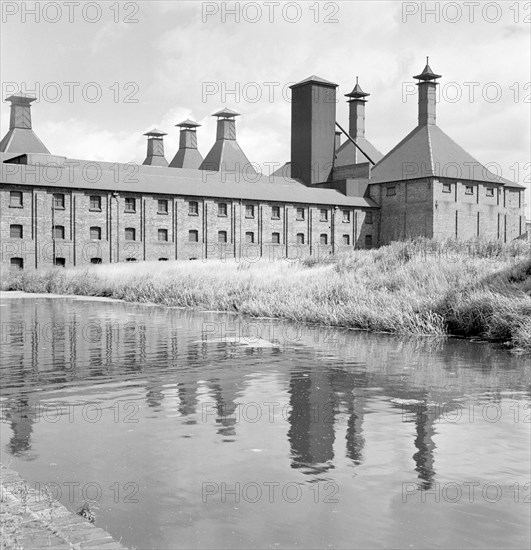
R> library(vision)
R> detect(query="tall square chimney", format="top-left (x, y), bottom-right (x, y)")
top-left (290, 75), bottom-right (338, 185)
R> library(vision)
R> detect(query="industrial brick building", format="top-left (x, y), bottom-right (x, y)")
top-left (0, 61), bottom-right (527, 269)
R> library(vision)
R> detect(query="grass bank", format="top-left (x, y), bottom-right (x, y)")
top-left (2, 238), bottom-right (530, 353)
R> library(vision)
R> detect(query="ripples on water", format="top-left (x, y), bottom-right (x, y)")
top-left (0, 294), bottom-right (529, 549)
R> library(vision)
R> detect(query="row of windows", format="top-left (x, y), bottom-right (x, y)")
top-left (9, 223), bottom-right (372, 246)
top-left (9, 193), bottom-right (372, 223)
top-left (441, 182), bottom-right (496, 196)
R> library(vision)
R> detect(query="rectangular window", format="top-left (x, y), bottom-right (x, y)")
top-left (342, 234), bottom-right (350, 245)
top-left (54, 258), bottom-right (66, 267)
top-left (386, 186), bottom-right (396, 197)
top-left (158, 229), bottom-right (168, 242)
top-left (218, 203), bottom-right (228, 217)
top-left (272, 232), bottom-right (280, 244)
top-left (296, 233), bottom-right (305, 245)
top-left (89, 195), bottom-right (102, 211)
top-left (10, 191), bottom-right (23, 207)
top-left (320, 209), bottom-right (328, 222)
top-left (218, 231), bottom-right (227, 243)
top-left (271, 206), bottom-right (281, 219)
top-left (342, 210), bottom-right (350, 223)
top-left (125, 227), bottom-right (136, 241)
top-left (465, 186), bottom-right (474, 195)
top-left (53, 193), bottom-right (65, 209)
top-left (53, 225), bottom-right (65, 240)
top-left (158, 199), bottom-right (168, 214)
top-left (188, 201), bottom-right (199, 215)
top-left (320, 234), bottom-right (328, 245)
top-left (10, 258), bottom-right (24, 270)
top-left (442, 183), bottom-right (452, 193)
top-left (296, 207), bottom-right (305, 220)
top-left (245, 231), bottom-right (255, 243)
top-left (188, 230), bottom-right (199, 242)
top-left (366, 212), bottom-right (373, 224)
top-left (245, 205), bottom-right (255, 218)
top-left (90, 227), bottom-right (101, 240)
top-left (10, 224), bottom-right (23, 238)
top-left (125, 197), bottom-right (136, 212)
top-left (486, 188), bottom-right (494, 197)
top-left (365, 235), bottom-right (372, 247)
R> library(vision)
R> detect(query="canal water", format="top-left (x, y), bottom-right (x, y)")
top-left (0, 293), bottom-right (529, 549)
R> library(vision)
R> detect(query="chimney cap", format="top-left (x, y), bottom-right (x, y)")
top-left (414, 57), bottom-right (441, 81)
top-left (143, 128), bottom-right (167, 137)
top-left (290, 74), bottom-right (338, 89)
top-left (212, 108), bottom-right (240, 118)
top-left (345, 76), bottom-right (370, 99)
top-left (176, 119), bottom-right (201, 128)
top-left (5, 94), bottom-right (37, 105)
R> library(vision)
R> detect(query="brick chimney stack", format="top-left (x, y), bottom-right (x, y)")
top-left (345, 77), bottom-right (370, 139)
top-left (414, 57), bottom-right (441, 126)
top-left (142, 128), bottom-right (168, 167)
top-left (169, 119), bottom-right (204, 169)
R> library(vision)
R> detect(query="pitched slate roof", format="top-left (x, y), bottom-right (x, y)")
top-left (0, 153), bottom-right (378, 208)
top-left (169, 147), bottom-right (204, 170)
top-left (335, 137), bottom-right (383, 167)
top-left (369, 124), bottom-right (521, 187)
top-left (0, 127), bottom-right (50, 155)
top-left (291, 75), bottom-right (338, 88)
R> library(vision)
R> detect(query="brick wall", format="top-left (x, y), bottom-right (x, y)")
top-left (1, 186), bottom-right (377, 269)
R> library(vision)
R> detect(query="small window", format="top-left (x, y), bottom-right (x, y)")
top-left (366, 212), bottom-right (373, 224)
top-left (158, 229), bottom-right (168, 242)
top-left (320, 234), bottom-right (328, 245)
top-left (296, 207), bottom-right (305, 220)
top-left (245, 205), bottom-right (255, 218)
top-left (296, 233), bottom-right (305, 245)
top-left (218, 231), bottom-right (227, 243)
top-left (90, 258), bottom-right (102, 264)
top-left (342, 210), bottom-right (350, 223)
top-left (342, 234), bottom-right (350, 245)
top-left (465, 186), bottom-right (474, 195)
top-left (10, 191), bottom-right (23, 207)
top-left (158, 199), bottom-right (168, 214)
top-left (272, 232), bottom-right (280, 244)
top-left (386, 186), bottom-right (396, 197)
top-left (89, 195), bottom-right (102, 211)
top-left (10, 224), bottom-right (23, 239)
top-left (218, 203), bottom-right (228, 217)
top-left (188, 230), bottom-right (199, 242)
top-left (320, 209), bottom-right (328, 222)
top-left (54, 258), bottom-right (66, 267)
top-left (125, 197), bottom-right (136, 212)
top-left (188, 201), bottom-right (199, 215)
top-left (159, 258), bottom-right (168, 261)
top-left (10, 258), bottom-right (24, 270)
top-left (245, 231), bottom-right (255, 243)
top-left (271, 206), bottom-right (281, 219)
top-left (53, 193), bottom-right (65, 209)
top-left (53, 225), bottom-right (65, 240)
top-left (442, 183), bottom-right (452, 193)
top-left (90, 226), bottom-right (101, 240)
top-left (486, 188), bottom-right (494, 197)
top-left (126, 258), bottom-right (137, 262)
top-left (125, 227), bottom-right (136, 241)
top-left (365, 235), bottom-right (373, 247)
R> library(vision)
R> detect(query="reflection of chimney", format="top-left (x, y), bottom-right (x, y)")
top-left (0, 95), bottom-right (50, 154)
top-left (414, 57), bottom-right (441, 127)
top-left (142, 128), bottom-right (168, 167)
top-left (169, 119), bottom-right (204, 169)
top-left (345, 77), bottom-right (370, 139)
top-left (290, 75), bottom-right (338, 185)
top-left (199, 108), bottom-right (256, 175)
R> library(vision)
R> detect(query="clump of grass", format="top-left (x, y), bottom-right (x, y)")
top-left (2, 239), bottom-right (530, 352)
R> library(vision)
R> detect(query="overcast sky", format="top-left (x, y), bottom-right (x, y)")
top-left (1, 1), bottom-right (530, 214)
